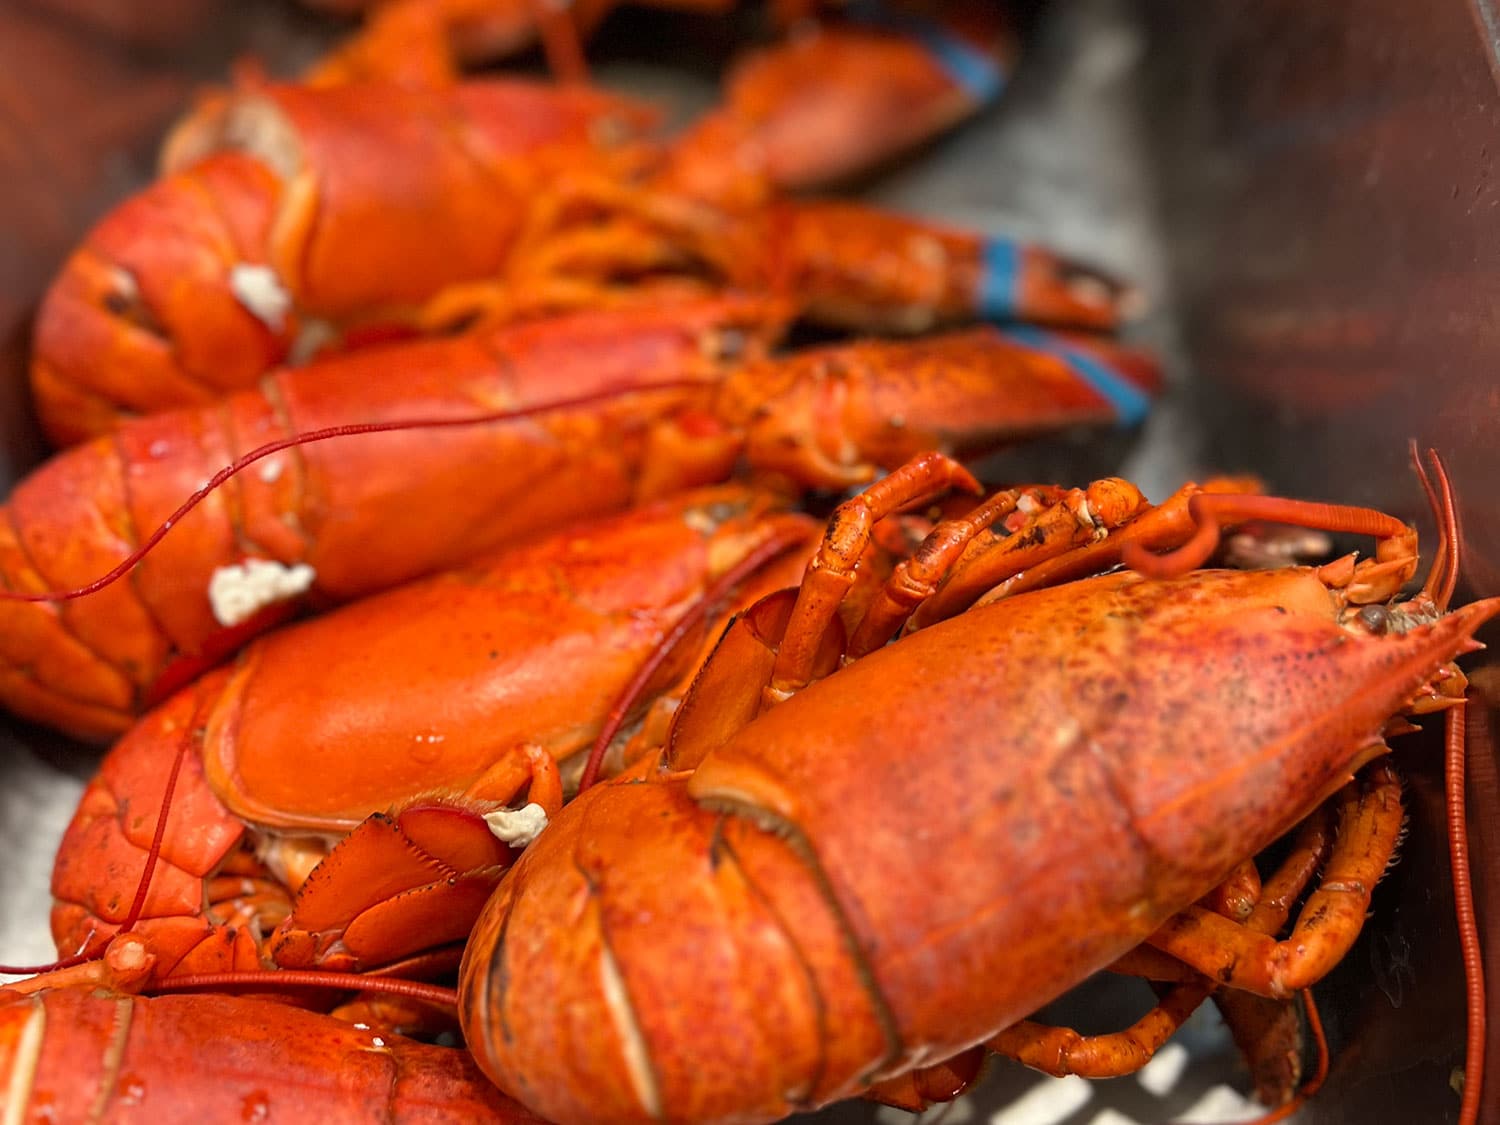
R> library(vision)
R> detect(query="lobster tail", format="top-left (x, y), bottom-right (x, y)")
top-left (0, 989), bottom-right (545, 1122)
top-left (460, 777), bottom-right (894, 1125)
top-left (33, 79), bottom-right (659, 444)
top-left (30, 153), bottom-right (292, 444)
top-left (48, 675), bottom-right (262, 981)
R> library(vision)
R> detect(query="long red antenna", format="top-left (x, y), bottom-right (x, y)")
top-left (155, 971), bottom-right (458, 1012)
top-left (0, 381), bottom-right (705, 607)
top-left (1450, 702), bottom-right (1486, 1125)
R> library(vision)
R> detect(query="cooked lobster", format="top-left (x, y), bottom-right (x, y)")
top-left (29, 2), bottom-right (1138, 443)
top-left (1, 303), bottom-right (1158, 739)
top-left (455, 450), bottom-right (1492, 1124)
top-left (42, 485), bottom-right (822, 987)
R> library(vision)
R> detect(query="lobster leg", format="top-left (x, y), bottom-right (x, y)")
top-left (863, 1046), bottom-right (988, 1113)
top-left (912, 476), bottom-right (1264, 628)
top-left (987, 980), bottom-right (1217, 1080)
top-left (767, 451), bottom-right (978, 701)
top-left (663, 461), bottom-right (1157, 723)
top-left (1147, 762), bottom-right (1405, 1000)
top-left (771, 468), bottom-right (1155, 698)
top-left (1123, 493), bottom-right (1420, 604)
top-left (848, 477), bottom-right (1149, 656)
top-left (987, 803), bottom-right (1338, 1083)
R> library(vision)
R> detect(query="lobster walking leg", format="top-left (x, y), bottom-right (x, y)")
top-left (988, 800), bottom-right (1340, 1083)
top-left (1147, 764), bottom-right (1407, 999)
top-left (912, 474), bottom-right (1264, 627)
top-left (989, 982), bottom-right (1217, 1080)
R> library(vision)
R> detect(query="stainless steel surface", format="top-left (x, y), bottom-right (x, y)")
top-left (2, 0), bottom-right (1493, 1120)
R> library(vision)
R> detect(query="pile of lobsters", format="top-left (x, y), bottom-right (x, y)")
top-left (0, 3), bottom-right (1490, 1123)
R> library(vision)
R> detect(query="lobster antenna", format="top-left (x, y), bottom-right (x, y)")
top-left (576, 523), bottom-right (811, 792)
top-left (115, 719), bottom-right (199, 938)
top-left (1418, 447), bottom-right (1484, 1125)
top-left (155, 970), bottom-right (458, 1012)
top-left (1410, 440), bottom-right (1448, 603)
top-left (1122, 493), bottom-right (1410, 579)
top-left (1448, 703), bottom-right (1485, 1125)
top-left (0, 380), bottom-right (707, 607)
top-left (1414, 446), bottom-right (1461, 610)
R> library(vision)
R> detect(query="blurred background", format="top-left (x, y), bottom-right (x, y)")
top-left (0, 0), bottom-right (1496, 1121)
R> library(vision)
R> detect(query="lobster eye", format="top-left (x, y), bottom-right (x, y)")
top-left (1358, 604), bottom-right (1391, 633)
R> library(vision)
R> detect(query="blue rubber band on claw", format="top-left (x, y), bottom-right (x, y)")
top-left (978, 237), bottom-right (1022, 320)
top-left (846, 0), bottom-right (1007, 105)
top-left (1002, 326), bottom-right (1152, 428)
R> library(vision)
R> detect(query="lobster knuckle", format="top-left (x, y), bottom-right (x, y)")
top-left (1084, 477), bottom-right (1150, 526)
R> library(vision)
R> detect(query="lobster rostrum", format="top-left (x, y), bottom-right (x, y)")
top-left (0, 298), bottom-right (1159, 741)
top-left (29, 1), bottom-right (1136, 445)
top-left (455, 450), bottom-right (1493, 1125)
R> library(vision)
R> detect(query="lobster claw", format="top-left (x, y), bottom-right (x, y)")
top-left (659, 2), bottom-right (1014, 208)
top-left (269, 802), bottom-right (516, 973)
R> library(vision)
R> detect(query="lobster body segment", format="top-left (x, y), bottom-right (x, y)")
top-left (0, 988), bottom-right (544, 1123)
top-left (463, 557), bottom-right (1499, 1124)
